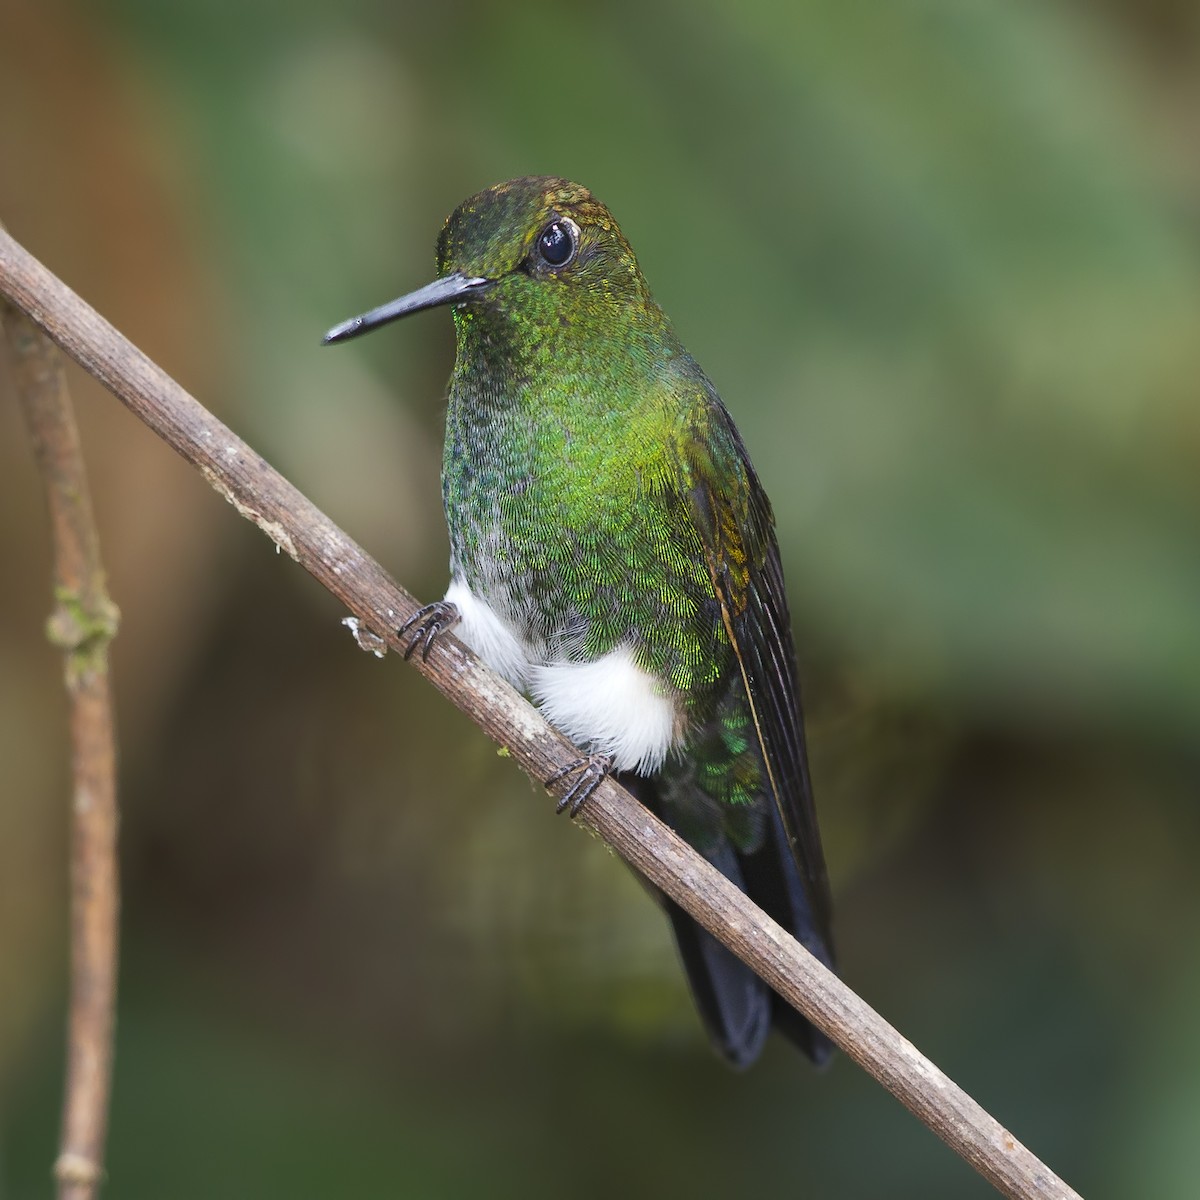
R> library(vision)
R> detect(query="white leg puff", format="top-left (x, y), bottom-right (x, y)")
top-left (528, 644), bottom-right (680, 775)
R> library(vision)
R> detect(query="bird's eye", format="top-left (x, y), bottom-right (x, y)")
top-left (536, 218), bottom-right (578, 268)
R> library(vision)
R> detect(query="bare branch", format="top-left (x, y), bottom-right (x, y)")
top-left (0, 227), bottom-right (1083, 1200)
top-left (2, 297), bottom-right (121, 1200)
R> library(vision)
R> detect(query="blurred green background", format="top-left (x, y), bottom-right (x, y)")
top-left (2, 0), bottom-right (1198, 1196)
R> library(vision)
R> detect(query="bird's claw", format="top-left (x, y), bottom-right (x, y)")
top-left (545, 753), bottom-right (614, 817)
top-left (396, 600), bottom-right (460, 661)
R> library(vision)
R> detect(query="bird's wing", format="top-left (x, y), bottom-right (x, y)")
top-left (682, 396), bottom-right (834, 953)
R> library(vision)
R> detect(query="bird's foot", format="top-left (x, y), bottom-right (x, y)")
top-left (396, 600), bottom-right (460, 661)
top-left (545, 753), bottom-right (614, 818)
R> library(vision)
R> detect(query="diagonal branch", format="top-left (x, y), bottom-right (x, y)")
top-left (0, 226), bottom-right (1082, 1200)
top-left (2, 297), bottom-right (121, 1200)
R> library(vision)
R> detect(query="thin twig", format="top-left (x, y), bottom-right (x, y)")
top-left (0, 226), bottom-right (1083, 1200)
top-left (2, 296), bottom-right (121, 1200)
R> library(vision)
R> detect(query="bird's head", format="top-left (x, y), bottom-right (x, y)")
top-left (323, 176), bottom-right (655, 346)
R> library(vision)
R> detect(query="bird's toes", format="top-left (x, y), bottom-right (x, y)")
top-left (546, 753), bottom-right (614, 817)
top-left (396, 600), bottom-right (461, 661)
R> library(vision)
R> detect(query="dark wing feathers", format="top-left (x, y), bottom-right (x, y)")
top-left (687, 399), bottom-right (835, 961)
top-left (739, 495), bottom-right (834, 951)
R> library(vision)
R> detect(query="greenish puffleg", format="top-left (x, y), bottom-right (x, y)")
top-left (325, 177), bottom-right (835, 1068)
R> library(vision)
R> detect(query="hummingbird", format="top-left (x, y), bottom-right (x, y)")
top-left (324, 177), bottom-right (834, 1067)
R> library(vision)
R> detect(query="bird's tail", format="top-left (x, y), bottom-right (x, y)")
top-left (739, 796), bottom-right (835, 1065)
top-left (621, 773), bottom-right (834, 1068)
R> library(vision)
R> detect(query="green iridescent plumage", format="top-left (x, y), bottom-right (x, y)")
top-left (326, 176), bottom-right (834, 1067)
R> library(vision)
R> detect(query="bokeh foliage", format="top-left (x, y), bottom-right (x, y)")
top-left (1, 0), bottom-right (1197, 1196)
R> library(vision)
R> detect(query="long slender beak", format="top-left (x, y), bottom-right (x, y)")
top-left (322, 271), bottom-right (490, 345)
